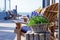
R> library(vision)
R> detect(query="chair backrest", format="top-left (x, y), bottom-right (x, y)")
top-left (43, 3), bottom-right (58, 22)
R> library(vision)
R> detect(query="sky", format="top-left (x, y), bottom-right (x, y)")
top-left (0, 0), bottom-right (59, 12)
top-left (0, 0), bottom-right (42, 12)
top-left (11, 0), bottom-right (42, 12)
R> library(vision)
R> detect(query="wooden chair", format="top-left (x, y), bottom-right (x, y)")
top-left (4, 11), bottom-right (19, 20)
top-left (43, 3), bottom-right (58, 22)
top-left (42, 3), bottom-right (58, 40)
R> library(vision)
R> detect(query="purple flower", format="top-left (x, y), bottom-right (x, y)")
top-left (31, 11), bottom-right (38, 16)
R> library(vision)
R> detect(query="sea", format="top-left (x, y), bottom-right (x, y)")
top-left (18, 12), bottom-right (32, 17)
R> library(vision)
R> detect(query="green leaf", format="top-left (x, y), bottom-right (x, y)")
top-left (27, 16), bottom-right (49, 26)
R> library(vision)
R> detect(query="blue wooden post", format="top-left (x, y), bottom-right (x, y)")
top-left (42, 0), bottom-right (50, 8)
top-left (42, 0), bottom-right (45, 8)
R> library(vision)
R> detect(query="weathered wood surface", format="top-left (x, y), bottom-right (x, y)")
top-left (43, 3), bottom-right (58, 22)
top-left (26, 32), bottom-right (50, 40)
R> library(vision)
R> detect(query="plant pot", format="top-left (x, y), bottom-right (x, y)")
top-left (31, 23), bottom-right (49, 33)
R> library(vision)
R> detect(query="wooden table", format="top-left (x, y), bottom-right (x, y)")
top-left (12, 20), bottom-right (26, 40)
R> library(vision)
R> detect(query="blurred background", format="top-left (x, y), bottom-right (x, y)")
top-left (0, 0), bottom-right (59, 20)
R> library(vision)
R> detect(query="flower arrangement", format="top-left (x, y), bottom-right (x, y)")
top-left (27, 16), bottom-right (49, 26)
top-left (26, 11), bottom-right (50, 32)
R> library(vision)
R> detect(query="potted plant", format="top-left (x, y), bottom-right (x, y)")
top-left (27, 16), bottom-right (49, 33)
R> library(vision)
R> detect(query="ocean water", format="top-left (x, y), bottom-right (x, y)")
top-left (18, 12), bottom-right (32, 17)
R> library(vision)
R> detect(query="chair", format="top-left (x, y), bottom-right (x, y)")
top-left (4, 10), bottom-right (19, 20)
top-left (42, 3), bottom-right (58, 40)
top-left (43, 3), bottom-right (58, 22)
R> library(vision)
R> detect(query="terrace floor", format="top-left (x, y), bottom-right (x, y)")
top-left (0, 20), bottom-right (58, 40)
top-left (0, 23), bottom-right (25, 40)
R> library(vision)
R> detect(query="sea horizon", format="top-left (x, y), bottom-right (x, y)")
top-left (18, 12), bottom-right (32, 16)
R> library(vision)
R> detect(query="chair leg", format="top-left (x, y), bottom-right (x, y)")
top-left (17, 29), bottom-right (21, 40)
top-left (16, 23), bottom-right (21, 40)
